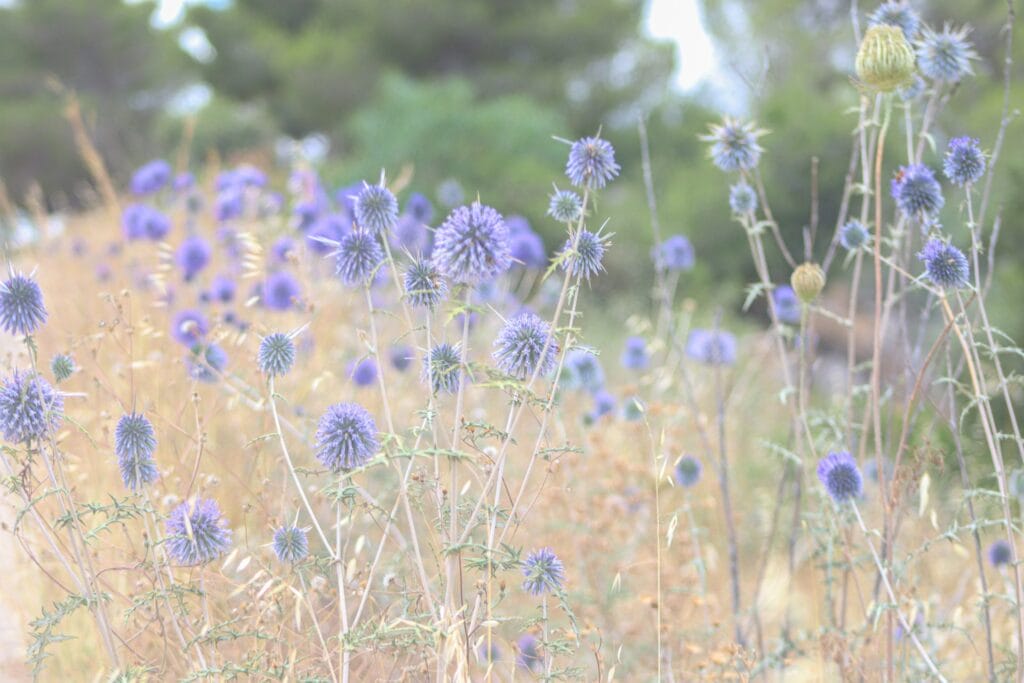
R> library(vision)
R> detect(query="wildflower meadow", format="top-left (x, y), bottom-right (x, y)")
top-left (1, 1), bottom-right (1023, 681)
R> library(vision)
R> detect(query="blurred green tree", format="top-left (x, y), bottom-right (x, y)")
top-left (0, 0), bottom-right (191, 208)
top-left (186, 0), bottom-right (675, 141)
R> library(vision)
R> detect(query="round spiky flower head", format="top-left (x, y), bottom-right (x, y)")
top-left (493, 313), bottom-right (559, 381)
top-left (263, 271), bottom-right (301, 311)
top-left (988, 539), bottom-right (1012, 567)
top-left (548, 188), bottom-right (584, 223)
top-left (816, 451), bottom-right (863, 503)
top-left (564, 348), bottom-right (605, 392)
top-left (354, 180), bottom-right (399, 233)
top-left (170, 309), bottom-right (209, 347)
top-left (272, 525), bottom-right (309, 564)
top-left (334, 231), bottom-right (385, 286)
top-left (674, 454), bottom-right (702, 488)
top-left (891, 164), bottom-right (944, 219)
top-left (51, 354), bottom-right (74, 383)
top-left (258, 332), bottom-right (296, 377)
top-left (348, 358), bottom-right (378, 387)
top-left (702, 118), bottom-right (766, 172)
top-left (560, 229), bottom-right (609, 281)
top-left (165, 498), bottom-right (232, 566)
top-left (855, 24), bottom-right (916, 92)
top-left (315, 402), bottom-right (379, 472)
top-left (685, 329), bottom-right (737, 366)
top-left (175, 236), bottom-right (212, 282)
top-left (917, 24), bottom-right (977, 83)
top-left (917, 238), bottom-right (969, 289)
top-left (729, 181), bottom-right (758, 214)
top-left (404, 259), bottom-right (448, 309)
top-left (0, 370), bottom-right (63, 443)
top-left (868, 1), bottom-right (921, 40)
top-left (772, 285), bottom-right (802, 324)
top-left (565, 136), bottom-right (620, 190)
top-left (432, 202), bottom-right (512, 284)
top-left (791, 262), bottom-right (826, 303)
top-left (652, 235), bottom-right (695, 272)
top-left (424, 343), bottom-right (463, 394)
top-left (840, 219), bottom-right (871, 250)
top-left (521, 547), bottom-right (565, 596)
top-left (620, 336), bottom-right (649, 371)
top-left (0, 272), bottom-right (47, 336)
top-left (115, 413), bottom-right (158, 491)
top-left (943, 136), bottom-right (986, 187)
top-left (131, 159), bottom-right (172, 196)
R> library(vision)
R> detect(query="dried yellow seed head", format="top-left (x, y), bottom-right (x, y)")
top-left (791, 262), bottom-right (826, 303)
top-left (856, 25), bottom-right (916, 92)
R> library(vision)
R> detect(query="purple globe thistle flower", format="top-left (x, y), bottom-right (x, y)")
top-left (510, 230), bottom-right (547, 269)
top-left (589, 389), bottom-right (617, 421)
top-left (437, 178), bottom-right (465, 208)
top-left (391, 214), bottom-right (431, 255)
top-left (0, 272), bottom-right (47, 336)
top-left (917, 24), bottom-right (977, 82)
top-left (548, 188), bottom-right (584, 223)
top-left (235, 165), bottom-right (267, 188)
top-left (122, 204), bottom-right (171, 241)
top-left (209, 275), bottom-right (236, 303)
top-left (493, 313), bottom-right (559, 381)
top-left (0, 371), bottom-right (63, 443)
top-left (170, 309), bottom-right (209, 347)
top-left (175, 236), bottom-right (212, 281)
top-left (917, 238), bottom-right (969, 289)
top-left (272, 237), bottom-right (297, 264)
top-left (674, 454), bottom-right (702, 487)
top-left (702, 117), bottom-right (766, 172)
top-left (729, 181), bottom-right (758, 214)
top-left (165, 498), bottom-right (232, 566)
top-left (115, 413), bottom-right (158, 491)
top-left (560, 230), bottom-right (609, 281)
top-left (620, 336), bottom-right (649, 371)
top-left (405, 192), bottom-right (434, 224)
top-left (565, 136), bottom-right (620, 190)
top-left (272, 525), bottom-right (309, 563)
top-left (188, 343), bottom-right (228, 383)
top-left (51, 354), bottom-right (74, 383)
top-left (563, 348), bottom-right (605, 392)
top-left (131, 159), bottom-right (172, 196)
top-left (516, 634), bottom-right (541, 672)
top-left (989, 539), bottom-right (1013, 567)
top-left (315, 402), bottom-right (379, 472)
top-left (891, 164), bottom-right (944, 219)
top-left (432, 202), bottom-right (512, 284)
top-left (868, 1), bottom-right (921, 39)
top-left (522, 547), bottom-right (565, 596)
top-left (685, 329), bottom-right (737, 366)
top-left (424, 343), bottom-right (463, 394)
top-left (334, 231), bottom-right (385, 286)
top-left (404, 259), bottom-right (448, 309)
top-left (652, 235), bottom-right (696, 272)
top-left (263, 271), bottom-right (302, 311)
top-left (215, 190), bottom-right (245, 222)
top-left (258, 333), bottom-right (296, 377)
top-left (348, 358), bottom-right (378, 387)
top-left (772, 285), bottom-right (802, 324)
top-left (354, 181), bottom-right (399, 233)
top-left (390, 345), bottom-right (413, 372)
top-left (816, 451), bottom-right (863, 503)
top-left (840, 219), bottom-right (871, 250)
top-left (943, 136), bottom-right (986, 187)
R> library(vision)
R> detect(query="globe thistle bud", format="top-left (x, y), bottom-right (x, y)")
top-left (272, 525), bottom-right (309, 563)
top-left (115, 412), bottom-right (159, 491)
top-left (855, 25), bottom-right (916, 92)
top-left (315, 402), bottom-right (379, 472)
top-left (404, 259), bottom-right (448, 309)
top-left (620, 336), bottom-right (649, 371)
top-left (729, 181), bottom-right (758, 214)
top-left (917, 24), bottom-right (977, 83)
top-left (943, 136), bottom-right (986, 187)
top-left (790, 262), bottom-right (826, 303)
top-left (424, 343), bottom-right (463, 394)
top-left (262, 271), bottom-right (302, 311)
top-left (917, 238), bottom-right (969, 289)
top-left (685, 330), bottom-right (737, 366)
top-left (989, 539), bottom-right (1013, 567)
top-left (51, 354), bottom-right (75, 383)
top-left (432, 202), bottom-right (512, 284)
top-left (565, 136), bottom-right (620, 190)
top-left (131, 159), bottom-right (172, 196)
top-left (560, 229), bottom-right (609, 281)
top-left (840, 219), bottom-right (871, 251)
top-left (493, 313), bottom-right (559, 381)
top-left (0, 370), bottom-right (63, 443)
top-left (0, 272), bottom-right (47, 336)
top-left (868, 1), bottom-right (921, 40)
top-left (652, 235), bottom-right (695, 272)
top-left (772, 285), bottom-right (802, 324)
top-left (673, 454), bottom-right (702, 488)
top-left (353, 181), bottom-right (399, 233)
top-left (165, 498), bottom-right (232, 565)
top-left (348, 358), bottom-right (378, 387)
top-left (258, 333), bottom-right (296, 377)
top-left (548, 188), bottom-right (584, 223)
top-left (702, 118), bottom-right (766, 172)
top-left (175, 236), bottom-right (212, 282)
top-left (334, 231), bottom-right (385, 286)
top-left (390, 345), bottom-right (413, 372)
top-left (816, 451), bottom-right (863, 503)
top-left (891, 164), bottom-right (944, 219)
top-left (521, 547), bottom-right (565, 596)
top-left (563, 348), bottom-right (605, 392)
